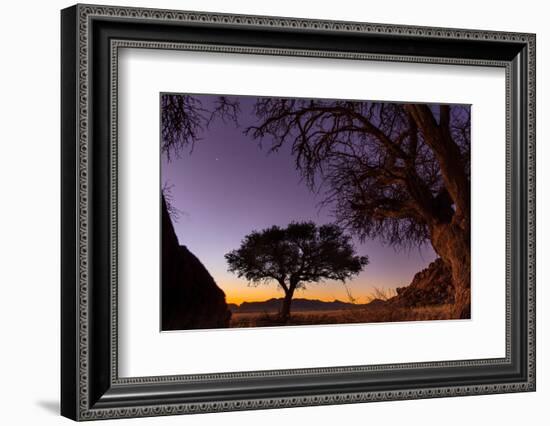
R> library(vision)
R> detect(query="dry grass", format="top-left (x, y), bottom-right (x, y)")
top-left (364, 287), bottom-right (398, 303)
top-left (229, 304), bottom-right (455, 328)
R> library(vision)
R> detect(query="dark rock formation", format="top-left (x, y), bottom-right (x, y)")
top-left (161, 197), bottom-right (231, 330)
top-left (388, 258), bottom-right (454, 307)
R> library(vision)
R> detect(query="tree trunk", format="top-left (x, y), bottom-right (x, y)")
top-left (431, 223), bottom-right (471, 319)
top-left (405, 106), bottom-right (471, 320)
top-left (280, 286), bottom-right (296, 323)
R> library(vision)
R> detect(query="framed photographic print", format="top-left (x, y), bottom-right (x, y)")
top-left (61, 4), bottom-right (536, 421)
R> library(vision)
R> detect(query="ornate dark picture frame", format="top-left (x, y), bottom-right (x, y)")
top-left (61, 4), bottom-right (536, 421)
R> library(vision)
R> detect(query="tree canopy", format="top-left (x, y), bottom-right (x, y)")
top-left (225, 221), bottom-right (368, 321)
top-left (246, 99), bottom-right (471, 248)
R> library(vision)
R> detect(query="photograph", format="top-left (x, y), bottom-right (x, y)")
top-left (57, 3), bottom-right (536, 420)
top-left (57, 4), bottom-right (536, 420)
top-left (160, 93), bottom-right (472, 331)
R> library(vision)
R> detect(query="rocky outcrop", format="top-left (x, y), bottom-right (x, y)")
top-left (388, 258), bottom-right (454, 308)
top-left (161, 197), bottom-right (231, 330)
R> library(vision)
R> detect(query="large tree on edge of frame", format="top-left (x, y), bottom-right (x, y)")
top-left (246, 99), bottom-right (471, 319)
top-left (225, 221), bottom-right (368, 323)
top-left (160, 94), bottom-right (240, 207)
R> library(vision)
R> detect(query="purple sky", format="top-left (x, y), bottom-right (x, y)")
top-left (161, 95), bottom-right (436, 304)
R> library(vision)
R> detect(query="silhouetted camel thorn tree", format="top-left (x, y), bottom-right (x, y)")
top-left (246, 99), bottom-right (471, 319)
top-left (225, 221), bottom-right (368, 323)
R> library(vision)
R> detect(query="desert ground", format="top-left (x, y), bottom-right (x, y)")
top-left (229, 304), bottom-right (454, 328)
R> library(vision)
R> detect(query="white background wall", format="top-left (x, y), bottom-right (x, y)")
top-left (0, 0), bottom-right (546, 424)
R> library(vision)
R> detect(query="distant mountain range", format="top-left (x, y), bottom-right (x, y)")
top-left (227, 258), bottom-right (453, 316)
top-left (227, 297), bottom-right (378, 313)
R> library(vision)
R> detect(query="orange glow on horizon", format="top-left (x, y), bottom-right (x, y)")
top-left (225, 293), bottom-right (349, 305)
top-left (220, 278), bottom-right (398, 306)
